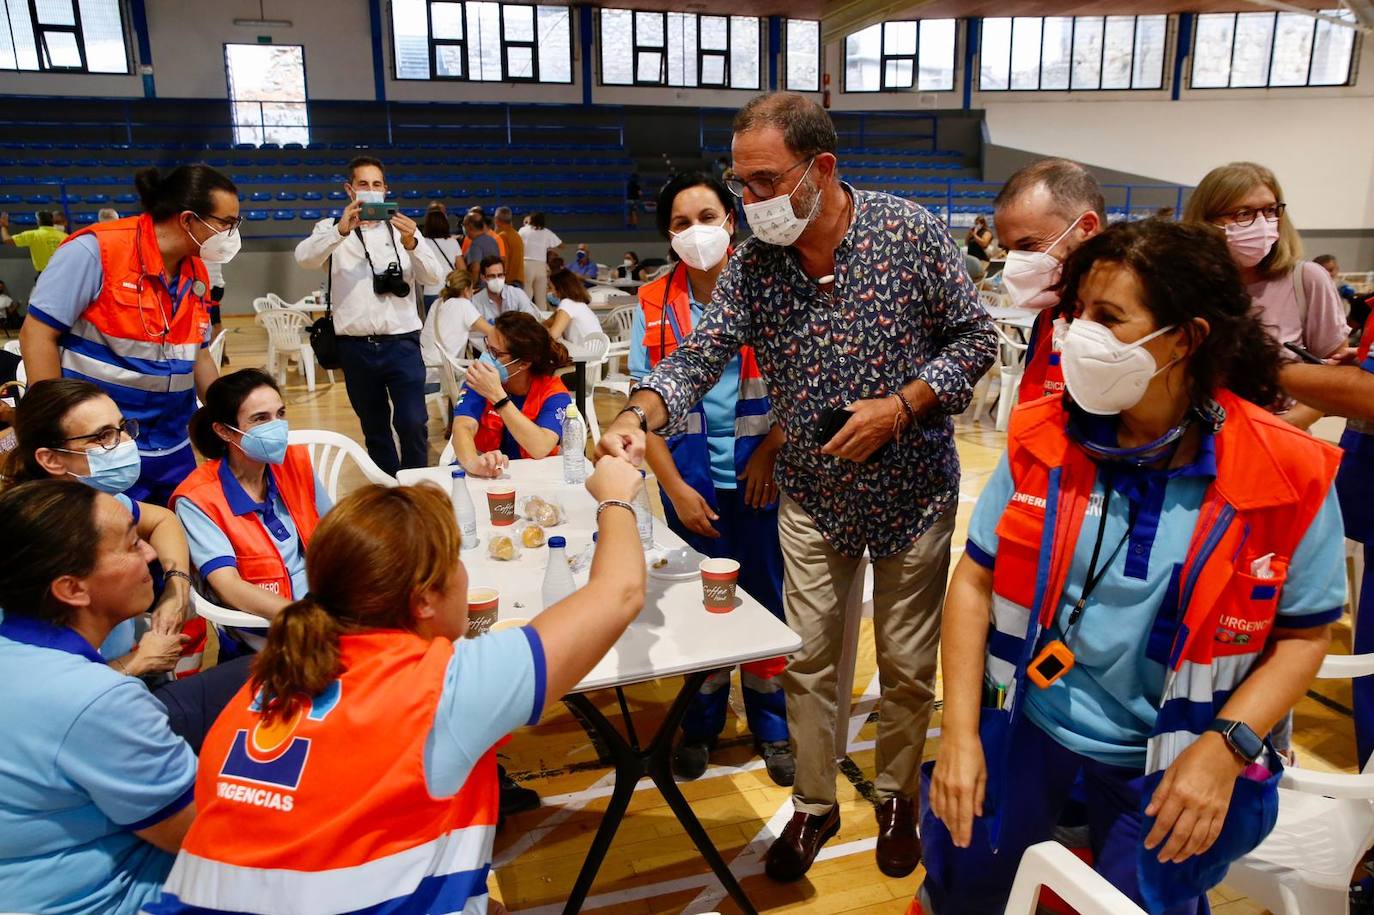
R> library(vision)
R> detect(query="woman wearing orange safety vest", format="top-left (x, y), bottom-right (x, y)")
top-left (630, 171), bottom-right (792, 786)
top-left (450, 311), bottom-right (572, 478)
top-left (171, 370), bottom-right (330, 645)
top-left (19, 165), bottom-right (237, 506)
top-left (917, 220), bottom-right (1345, 915)
top-left (148, 459), bottom-right (647, 913)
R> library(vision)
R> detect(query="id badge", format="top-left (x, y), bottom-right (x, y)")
top-left (1028, 639), bottom-right (1076, 689)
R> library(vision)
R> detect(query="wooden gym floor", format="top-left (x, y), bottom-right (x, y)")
top-left (219, 315), bottom-right (1359, 914)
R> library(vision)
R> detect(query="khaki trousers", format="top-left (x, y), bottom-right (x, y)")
top-left (525, 259), bottom-right (549, 311)
top-left (777, 496), bottom-right (954, 814)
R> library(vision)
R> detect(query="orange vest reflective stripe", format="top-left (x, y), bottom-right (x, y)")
top-left (58, 214), bottom-right (211, 451)
top-left (170, 446), bottom-right (320, 598)
top-left (472, 373), bottom-right (568, 459)
top-left (153, 632), bottom-right (499, 913)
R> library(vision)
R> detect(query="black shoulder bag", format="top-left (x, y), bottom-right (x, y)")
top-left (308, 227), bottom-right (341, 369)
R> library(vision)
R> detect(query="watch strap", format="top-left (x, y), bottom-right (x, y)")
top-left (1208, 718), bottom-right (1262, 761)
top-left (492, 395), bottom-right (512, 411)
top-left (618, 405), bottom-right (648, 433)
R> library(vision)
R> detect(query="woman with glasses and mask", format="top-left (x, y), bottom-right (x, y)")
top-left (628, 171), bottom-right (793, 786)
top-left (1183, 162), bottom-right (1347, 364)
top-left (171, 370), bottom-right (331, 631)
top-left (450, 312), bottom-right (572, 478)
top-left (919, 220), bottom-right (1344, 915)
top-left (4, 378), bottom-right (196, 678)
top-left (18, 165), bottom-right (239, 506)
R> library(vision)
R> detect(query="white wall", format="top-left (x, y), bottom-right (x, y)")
top-left (979, 32), bottom-right (1374, 231)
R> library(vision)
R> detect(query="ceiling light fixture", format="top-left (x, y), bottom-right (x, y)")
top-left (233, 0), bottom-right (293, 29)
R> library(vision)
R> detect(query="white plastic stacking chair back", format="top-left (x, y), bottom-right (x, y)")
top-left (1003, 842), bottom-right (1146, 914)
top-left (208, 329), bottom-right (228, 369)
top-left (603, 304), bottom-right (637, 342)
top-left (588, 285), bottom-right (622, 305)
top-left (2, 339), bottom-right (20, 355)
top-left (287, 429), bottom-right (397, 501)
top-left (569, 331), bottom-right (610, 366)
top-left (255, 309), bottom-right (310, 354)
top-left (251, 297), bottom-right (276, 314)
top-left (190, 588), bottom-right (269, 630)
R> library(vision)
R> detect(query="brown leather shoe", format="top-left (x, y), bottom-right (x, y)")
top-left (764, 806), bottom-right (840, 882)
top-left (875, 795), bottom-right (922, 877)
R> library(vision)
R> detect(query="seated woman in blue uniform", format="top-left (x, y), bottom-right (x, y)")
top-left (171, 369), bottom-right (331, 630)
top-left (449, 311), bottom-right (572, 478)
top-left (0, 480), bottom-right (197, 915)
top-left (5, 378), bottom-right (195, 677)
top-left (919, 220), bottom-right (1345, 915)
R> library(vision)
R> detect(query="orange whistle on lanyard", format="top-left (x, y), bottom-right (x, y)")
top-left (1027, 640), bottom-right (1076, 689)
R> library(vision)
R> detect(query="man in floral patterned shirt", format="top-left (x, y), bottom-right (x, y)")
top-left (598, 92), bottom-right (996, 882)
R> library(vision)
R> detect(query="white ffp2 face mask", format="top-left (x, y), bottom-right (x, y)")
top-left (1000, 214), bottom-right (1088, 310)
top-left (743, 159), bottom-right (820, 247)
top-left (1061, 319), bottom-right (1179, 415)
top-left (670, 223), bottom-right (731, 271)
top-left (191, 215), bottom-right (241, 265)
top-left (485, 277), bottom-right (505, 295)
top-left (355, 190), bottom-right (385, 204)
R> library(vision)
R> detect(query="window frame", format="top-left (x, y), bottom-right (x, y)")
top-left (598, 7), bottom-right (762, 89)
top-left (843, 19), bottom-right (955, 93)
top-left (0, 0), bottom-right (132, 74)
top-left (392, 0), bottom-right (573, 84)
top-left (784, 18), bottom-right (820, 92)
top-left (223, 42), bottom-right (311, 148)
top-left (1188, 10), bottom-right (1358, 89)
top-left (978, 14), bottom-right (1169, 92)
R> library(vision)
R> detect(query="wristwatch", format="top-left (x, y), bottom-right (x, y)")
top-left (492, 395), bottom-right (512, 411)
top-left (618, 405), bottom-right (649, 433)
top-left (1208, 718), bottom-right (1264, 763)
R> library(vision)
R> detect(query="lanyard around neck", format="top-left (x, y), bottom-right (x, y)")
top-left (1061, 479), bottom-right (1141, 644)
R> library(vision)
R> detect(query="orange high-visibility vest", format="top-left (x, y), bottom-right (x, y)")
top-left (472, 373), bottom-right (568, 459)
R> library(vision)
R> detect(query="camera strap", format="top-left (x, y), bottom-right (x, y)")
top-left (354, 225), bottom-right (404, 276)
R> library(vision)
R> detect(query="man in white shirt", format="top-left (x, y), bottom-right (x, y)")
top-left (294, 155), bottom-right (444, 474)
top-left (469, 257), bottom-right (541, 350)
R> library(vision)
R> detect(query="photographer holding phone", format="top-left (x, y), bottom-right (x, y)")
top-left (295, 156), bottom-right (444, 475)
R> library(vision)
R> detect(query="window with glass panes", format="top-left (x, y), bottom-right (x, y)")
top-left (979, 15), bottom-right (1167, 91)
top-left (844, 19), bottom-right (955, 92)
top-left (0, 0), bottom-right (129, 73)
top-left (1191, 10), bottom-right (1358, 88)
top-left (391, 0), bottom-right (571, 83)
top-left (599, 8), bottom-right (760, 88)
top-left (785, 19), bottom-right (820, 91)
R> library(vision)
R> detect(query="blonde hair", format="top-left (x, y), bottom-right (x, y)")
top-left (1182, 162), bottom-right (1302, 278)
top-left (250, 483), bottom-right (462, 724)
top-left (441, 268), bottom-right (474, 301)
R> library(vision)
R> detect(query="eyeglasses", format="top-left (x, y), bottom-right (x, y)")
top-left (59, 418), bottom-right (138, 452)
top-left (724, 157), bottom-right (812, 199)
top-left (1218, 203), bottom-right (1286, 228)
top-left (487, 347), bottom-right (511, 360)
top-left (198, 212), bottom-right (244, 234)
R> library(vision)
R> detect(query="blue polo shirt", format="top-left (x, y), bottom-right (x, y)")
top-left (968, 419), bottom-right (1346, 768)
top-left (630, 291), bottom-right (742, 491)
top-left (0, 616), bottom-right (196, 914)
top-left (174, 461), bottom-right (332, 602)
top-left (453, 383), bottom-right (571, 461)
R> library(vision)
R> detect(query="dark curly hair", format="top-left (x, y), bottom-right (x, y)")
top-left (1056, 218), bottom-right (1282, 409)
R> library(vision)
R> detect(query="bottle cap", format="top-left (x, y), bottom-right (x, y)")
top-left (593, 532), bottom-right (599, 542)
top-left (549, 536), bottom-right (567, 548)
top-left (451, 468), bottom-right (465, 478)
top-left (566, 404), bottom-right (580, 418)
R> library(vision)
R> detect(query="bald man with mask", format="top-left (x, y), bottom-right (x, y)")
top-left (992, 158), bottom-right (1106, 403)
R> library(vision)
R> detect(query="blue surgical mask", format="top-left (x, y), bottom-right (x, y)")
top-left (231, 418), bottom-right (290, 465)
top-left (62, 439), bottom-right (141, 494)
top-left (480, 350), bottom-right (515, 384)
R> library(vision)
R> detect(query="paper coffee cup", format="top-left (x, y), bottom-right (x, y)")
top-left (700, 558), bottom-right (740, 613)
top-left (467, 587), bottom-right (499, 637)
top-left (489, 617), bottom-right (529, 633)
top-left (487, 486), bottom-right (516, 526)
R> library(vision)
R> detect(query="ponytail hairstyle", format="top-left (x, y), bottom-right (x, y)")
top-left (549, 267), bottom-right (590, 304)
top-left (493, 311), bottom-right (569, 375)
top-left (441, 268), bottom-right (475, 301)
top-left (187, 368), bottom-right (280, 460)
top-left (1056, 218), bottom-right (1283, 409)
top-left (3, 378), bottom-right (108, 486)
top-left (134, 164), bottom-right (238, 223)
top-left (250, 483), bottom-right (463, 724)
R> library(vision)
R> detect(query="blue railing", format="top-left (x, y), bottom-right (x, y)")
top-left (700, 108), bottom-right (941, 153)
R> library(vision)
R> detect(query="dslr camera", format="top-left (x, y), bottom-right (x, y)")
top-left (372, 262), bottom-right (411, 298)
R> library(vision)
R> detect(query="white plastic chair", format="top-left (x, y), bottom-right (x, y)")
top-left (973, 324), bottom-right (1029, 431)
top-left (266, 292), bottom-right (291, 309)
top-left (565, 332), bottom-right (610, 445)
top-left (255, 308), bottom-right (333, 393)
top-left (602, 303), bottom-right (637, 342)
top-left (251, 296), bottom-right (276, 314)
top-left (597, 303), bottom-right (638, 393)
top-left (190, 588), bottom-right (269, 631)
top-left (2, 339), bottom-right (20, 356)
top-left (979, 289), bottom-right (1009, 311)
top-left (589, 285), bottom-right (623, 305)
top-left (1224, 652), bottom-right (1374, 915)
top-left (207, 329), bottom-right (228, 369)
top-left (287, 429), bottom-right (396, 501)
top-left (1003, 842), bottom-right (1146, 914)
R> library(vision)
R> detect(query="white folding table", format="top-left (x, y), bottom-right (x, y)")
top-left (397, 459), bottom-right (801, 914)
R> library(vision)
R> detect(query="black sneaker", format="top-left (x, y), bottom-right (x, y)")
top-left (498, 765), bottom-right (540, 818)
top-left (672, 739), bottom-right (713, 780)
top-left (757, 740), bottom-right (796, 787)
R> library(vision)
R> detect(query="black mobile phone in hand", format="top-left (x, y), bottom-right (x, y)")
top-left (359, 200), bottom-right (398, 222)
top-left (816, 405), bottom-right (890, 463)
top-left (1284, 341), bottom-right (1323, 365)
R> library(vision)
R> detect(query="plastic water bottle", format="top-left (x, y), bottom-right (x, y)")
top-left (562, 404), bottom-right (587, 484)
top-left (541, 536), bottom-right (578, 609)
top-left (571, 532), bottom-right (599, 574)
top-left (450, 469), bottom-right (478, 551)
top-left (632, 470), bottom-right (654, 549)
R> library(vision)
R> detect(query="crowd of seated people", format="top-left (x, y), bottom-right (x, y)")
top-left (2, 88), bottom-right (1373, 915)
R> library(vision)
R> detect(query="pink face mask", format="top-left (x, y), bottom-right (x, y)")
top-left (1223, 218), bottom-right (1280, 268)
